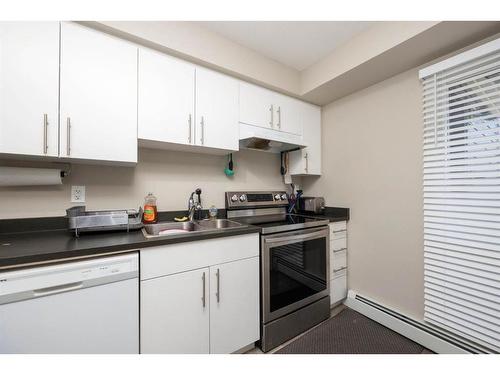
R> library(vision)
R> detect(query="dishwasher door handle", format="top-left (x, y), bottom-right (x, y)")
top-left (33, 282), bottom-right (83, 297)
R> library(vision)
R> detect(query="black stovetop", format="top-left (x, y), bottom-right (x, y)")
top-left (231, 214), bottom-right (329, 234)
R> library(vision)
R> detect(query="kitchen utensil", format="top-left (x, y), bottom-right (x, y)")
top-left (224, 153), bottom-right (234, 176)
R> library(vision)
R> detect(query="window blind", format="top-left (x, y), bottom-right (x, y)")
top-left (420, 39), bottom-right (500, 353)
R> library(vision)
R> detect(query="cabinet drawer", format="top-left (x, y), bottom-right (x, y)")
top-left (331, 230), bottom-right (346, 240)
top-left (331, 237), bottom-right (347, 251)
top-left (329, 221), bottom-right (347, 233)
top-left (140, 233), bottom-right (259, 280)
top-left (331, 249), bottom-right (347, 277)
top-left (330, 273), bottom-right (347, 305)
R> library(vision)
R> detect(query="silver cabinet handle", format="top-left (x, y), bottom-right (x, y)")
top-left (264, 227), bottom-right (327, 244)
top-left (333, 247), bottom-right (347, 253)
top-left (304, 152), bottom-right (309, 173)
top-left (333, 266), bottom-right (347, 273)
top-left (216, 268), bottom-right (220, 303)
top-left (66, 117), bottom-right (71, 156)
top-left (269, 105), bottom-right (274, 127)
top-left (33, 282), bottom-right (83, 297)
top-left (188, 114), bottom-right (192, 143)
top-left (200, 116), bottom-right (205, 145)
top-left (277, 106), bottom-right (281, 128)
top-left (201, 271), bottom-right (206, 308)
top-left (43, 114), bottom-right (48, 154)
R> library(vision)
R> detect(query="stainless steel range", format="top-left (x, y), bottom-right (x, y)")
top-left (226, 191), bottom-right (331, 352)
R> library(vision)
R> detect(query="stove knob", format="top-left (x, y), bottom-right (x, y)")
top-left (231, 194), bottom-right (239, 202)
top-left (274, 194), bottom-right (281, 201)
top-left (239, 194), bottom-right (247, 202)
top-left (281, 193), bottom-right (288, 201)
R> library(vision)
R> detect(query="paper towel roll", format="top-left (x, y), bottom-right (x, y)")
top-left (0, 167), bottom-right (63, 186)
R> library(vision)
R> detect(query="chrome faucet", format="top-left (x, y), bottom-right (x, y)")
top-left (188, 188), bottom-right (203, 221)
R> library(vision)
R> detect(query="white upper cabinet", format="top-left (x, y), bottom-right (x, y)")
top-left (239, 81), bottom-right (303, 136)
top-left (195, 68), bottom-right (239, 151)
top-left (0, 22), bottom-right (320, 164)
top-left (239, 82), bottom-right (274, 130)
top-left (289, 103), bottom-right (322, 176)
top-left (59, 23), bottom-right (138, 164)
top-left (273, 94), bottom-right (302, 135)
top-left (138, 58), bottom-right (238, 153)
top-left (0, 22), bottom-right (60, 157)
top-left (138, 49), bottom-right (195, 146)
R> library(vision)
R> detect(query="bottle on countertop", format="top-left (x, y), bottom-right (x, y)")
top-left (208, 205), bottom-right (218, 220)
top-left (143, 192), bottom-right (158, 224)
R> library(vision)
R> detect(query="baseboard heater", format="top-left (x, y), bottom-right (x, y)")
top-left (345, 290), bottom-right (493, 354)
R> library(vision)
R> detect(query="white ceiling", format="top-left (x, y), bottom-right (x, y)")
top-left (195, 21), bottom-right (376, 71)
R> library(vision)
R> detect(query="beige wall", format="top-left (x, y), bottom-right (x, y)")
top-left (0, 148), bottom-right (284, 220)
top-left (300, 21), bottom-right (438, 93)
top-left (302, 68), bottom-right (424, 320)
top-left (88, 21), bottom-right (301, 95)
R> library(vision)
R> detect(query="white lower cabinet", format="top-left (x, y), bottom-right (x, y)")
top-left (140, 234), bottom-right (260, 354)
top-left (140, 267), bottom-right (210, 354)
top-left (330, 269), bottom-right (347, 305)
top-left (329, 221), bottom-right (348, 305)
top-left (209, 257), bottom-right (260, 354)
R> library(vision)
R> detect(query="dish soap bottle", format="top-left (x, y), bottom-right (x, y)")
top-left (143, 193), bottom-right (158, 224)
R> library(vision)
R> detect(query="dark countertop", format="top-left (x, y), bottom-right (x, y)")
top-left (297, 206), bottom-right (350, 223)
top-left (0, 225), bottom-right (260, 270)
top-left (0, 206), bottom-right (349, 270)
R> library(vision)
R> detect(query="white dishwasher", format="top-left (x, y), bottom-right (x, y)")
top-left (0, 253), bottom-right (139, 354)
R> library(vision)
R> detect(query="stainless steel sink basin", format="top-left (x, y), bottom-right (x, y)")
top-left (197, 219), bottom-right (243, 229)
top-left (143, 221), bottom-right (205, 237)
top-left (142, 219), bottom-right (245, 238)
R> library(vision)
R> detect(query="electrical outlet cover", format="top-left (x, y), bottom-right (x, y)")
top-left (71, 185), bottom-right (86, 203)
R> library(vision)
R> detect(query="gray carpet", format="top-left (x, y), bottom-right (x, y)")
top-left (276, 308), bottom-right (429, 354)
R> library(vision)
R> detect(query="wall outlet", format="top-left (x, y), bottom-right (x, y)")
top-left (71, 185), bottom-right (86, 203)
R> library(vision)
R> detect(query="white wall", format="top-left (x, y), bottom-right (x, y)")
top-left (0, 148), bottom-right (285, 219)
top-left (302, 68), bottom-right (425, 320)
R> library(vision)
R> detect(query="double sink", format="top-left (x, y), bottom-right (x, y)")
top-left (142, 219), bottom-right (244, 238)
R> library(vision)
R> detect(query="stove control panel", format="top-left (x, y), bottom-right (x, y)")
top-left (225, 191), bottom-right (288, 209)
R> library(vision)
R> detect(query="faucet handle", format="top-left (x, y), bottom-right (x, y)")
top-left (195, 188), bottom-right (202, 206)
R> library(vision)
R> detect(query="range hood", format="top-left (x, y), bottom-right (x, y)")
top-left (239, 123), bottom-right (306, 153)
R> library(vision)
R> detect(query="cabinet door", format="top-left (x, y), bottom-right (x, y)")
top-left (289, 103), bottom-right (321, 175)
top-left (239, 82), bottom-right (274, 130)
top-left (0, 22), bottom-right (59, 157)
top-left (138, 49), bottom-right (195, 145)
top-left (302, 103), bottom-right (321, 174)
top-left (59, 22), bottom-right (138, 163)
top-left (141, 267), bottom-right (209, 354)
top-left (273, 94), bottom-right (303, 136)
top-left (195, 68), bottom-right (239, 151)
top-left (209, 257), bottom-right (260, 354)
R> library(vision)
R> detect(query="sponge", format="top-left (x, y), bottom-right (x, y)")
top-left (174, 216), bottom-right (189, 222)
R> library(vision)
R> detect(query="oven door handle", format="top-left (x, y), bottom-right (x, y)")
top-left (264, 229), bottom-right (327, 244)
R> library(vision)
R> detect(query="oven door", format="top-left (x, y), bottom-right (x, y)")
top-left (261, 226), bottom-right (330, 323)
